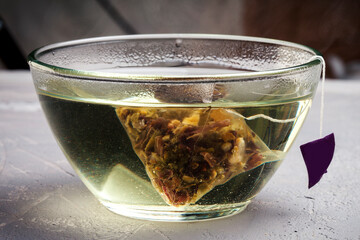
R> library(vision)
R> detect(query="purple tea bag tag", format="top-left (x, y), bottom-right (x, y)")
top-left (300, 133), bottom-right (335, 188)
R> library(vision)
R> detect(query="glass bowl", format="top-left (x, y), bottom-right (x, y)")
top-left (28, 34), bottom-right (322, 222)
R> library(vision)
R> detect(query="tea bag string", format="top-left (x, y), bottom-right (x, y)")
top-left (299, 56), bottom-right (334, 190)
top-left (234, 56), bottom-right (325, 131)
top-left (232, 99), bottom-right (311, 123)
top-left (240, 102), bottom-right (310, 123)
top-left (308, 55), bottom-right (326, 138)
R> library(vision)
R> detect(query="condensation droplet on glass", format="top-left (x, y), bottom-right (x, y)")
top-left (175, 39), bottom-right (182, 48)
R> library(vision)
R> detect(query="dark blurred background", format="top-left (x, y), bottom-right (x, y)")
top-left (1, 0), bottom-right (359, 79)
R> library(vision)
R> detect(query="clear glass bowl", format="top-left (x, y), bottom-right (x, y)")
top-left (28, 34), bottom-right (322, 222)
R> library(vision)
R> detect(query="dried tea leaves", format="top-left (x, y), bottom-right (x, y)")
top-left (116, 107), bottom-right (275, 206)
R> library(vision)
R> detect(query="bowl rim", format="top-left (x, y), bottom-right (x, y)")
top-left (27, 34), bottom-right (322, 83)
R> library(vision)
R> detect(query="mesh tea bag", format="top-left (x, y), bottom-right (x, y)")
top-left (116, 107), bottom-right (281, 206)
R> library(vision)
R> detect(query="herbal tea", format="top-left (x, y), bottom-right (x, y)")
top-left (29, 34), bottom-right (322, 221)
top-left (38, 91), bottom-right (311, 211)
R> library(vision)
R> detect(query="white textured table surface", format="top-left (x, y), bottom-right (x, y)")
top-left (0, 70), bottom-right (359, 240)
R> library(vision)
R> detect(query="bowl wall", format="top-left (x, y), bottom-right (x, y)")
top-left (28, 34), bottom-right (322, 221)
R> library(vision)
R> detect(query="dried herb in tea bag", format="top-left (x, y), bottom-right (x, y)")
top-left (116, 107), bottom-right (276, 206)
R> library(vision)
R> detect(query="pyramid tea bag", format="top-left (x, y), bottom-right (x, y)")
top-left (116, 107), bottom-right (281, 206)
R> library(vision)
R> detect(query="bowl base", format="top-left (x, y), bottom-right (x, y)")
top-left (100, 200), bottom-right (251, 222)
